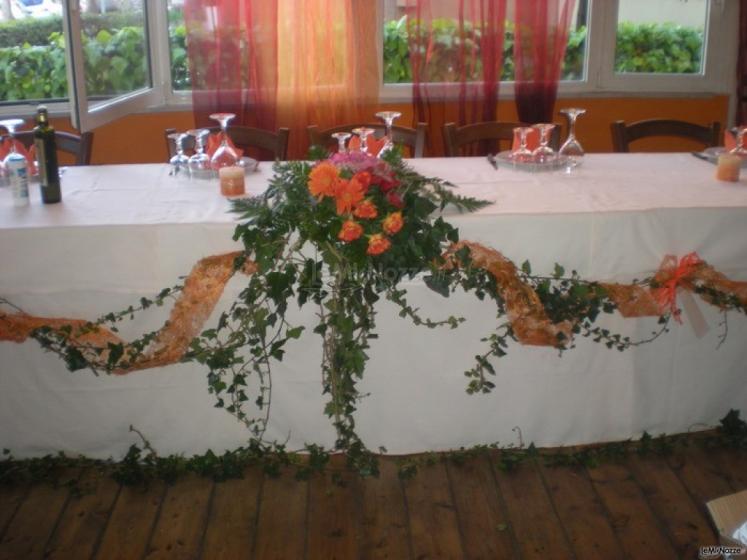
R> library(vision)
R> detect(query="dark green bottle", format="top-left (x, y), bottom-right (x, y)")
top-left (34, 106), bottom-right (61, 204)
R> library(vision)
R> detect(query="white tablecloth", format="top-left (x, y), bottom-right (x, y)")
top-left (1, 154), bottom-right (746, 458)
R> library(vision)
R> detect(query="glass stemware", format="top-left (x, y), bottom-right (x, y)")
top-left (532, 123), bottom-right (557, 164)
top-left (167, 132), bottom-right (190, 176)
top-left (0, 118), bottom-right (29, 204)
top-left (209, 113), bottom-right (239, 170)
top-left (187, 128), bottom-right (211, 178)
top-left (511, 127), bottom-right (534, 165)
top-left (375, 111), bottom-right (402, 155)
top-left (559, 108), bottom-right (586, 172)
top-left (729, 125), bottom-right (747, 159)
top-left (352, 127), bottom-right (375, 155)
top-left (331, 132), bottom-right (351, 154)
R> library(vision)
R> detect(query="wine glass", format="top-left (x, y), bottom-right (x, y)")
top-left (532, 123), bottom-right (556, 164)
top-left (209, 113), bottom-right (239, 170)
top-left (167, 132), bottom-right (190, 176)
top-left (375, 111), bottom-right (402, 155)
top-left (331, 132), bottom-right (351, 154)
top-left (352, 127), bottom-right (375, 155)
top-left (511, 127), bottom-right (534, 165)
top-left (559, 108), bottom-right (586, 172)
top-left (729, 125), bottom-right (747, 159)
top-left (0, 119), bottom-right (29, 204)
top-left (187, 129), bottom-right (211, 178)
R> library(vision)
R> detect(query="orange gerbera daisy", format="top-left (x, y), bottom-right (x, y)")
top-left (308, 161), bottom-right (339, 199)
top-left (334, 177), bottom-right (366, 215)
top-left (382, 211), bottom-right (404, 235)
top-left (338, 220), bottom-right (364, 243)
top-left (366, 234), bottom-right (392, 256)
top-left (353, 199), bottom-right (378, 219)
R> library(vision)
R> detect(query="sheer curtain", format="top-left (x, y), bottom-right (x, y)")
top-left (738, 0), bottom-right (747, 126)
top-left (513, 0), bottom-right (575, 123)
top-left (184, 0), bottom-right (380, 159)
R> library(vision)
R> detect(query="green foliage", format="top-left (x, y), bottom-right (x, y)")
top-left (615, 22), bottom-right (703, 74)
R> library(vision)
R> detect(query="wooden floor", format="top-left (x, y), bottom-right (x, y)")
top-left (1, 447), bottom-right (746, 559)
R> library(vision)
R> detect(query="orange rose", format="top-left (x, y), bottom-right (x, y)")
top-left (338, 219), bottom-right (364, 243)
top-left (353, 199), bottom-right (378, 219)
top-left (308, 161), bottom-right (339, 199)
top-left (366, 234), bottom-right (391, 256)
top-left (351, 171), bottom-right (371, 192)
top-left (382, 212), bottom-right (404, 235)
top-left (334, 177), bottom-right (366, 215)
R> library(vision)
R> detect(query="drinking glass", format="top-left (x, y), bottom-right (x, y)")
top-left (511, 127), bottom-right (534, 165)
top-left (532, 123), bottom-right (556, 164)
top-left (0, 118), bottom-right (27, 177)
top-left (352, 127), bottom-right (375, 154)
top-left (187, 129), bottom-right (211, 178)
top-left (331, 132), bottom-right (351, 154)
top-left (167, 132), bottom-right (190, 175)
top-left (375, 111), bottom-right (402, 155)
top-left (209, 113), bottom-right (239, 170)
top-left (729, 125), bottom-right (747, 159)
top-left (559, 108), bottom-right (586, 172)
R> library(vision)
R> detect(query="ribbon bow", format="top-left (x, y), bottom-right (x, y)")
top-left (653, 252), bottom-right (702, 323)
top-left (205, 133), bottom-right (244, 160)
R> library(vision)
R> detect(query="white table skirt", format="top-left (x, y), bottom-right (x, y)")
top-left (1, 155), bottom-right (746, 458)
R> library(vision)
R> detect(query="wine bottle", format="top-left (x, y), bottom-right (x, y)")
top-left (33, 106), bottom-right (61, 204)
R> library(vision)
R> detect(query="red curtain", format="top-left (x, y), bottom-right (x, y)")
top-left (514, 0), bottom-right (576, 123)
top-left (405, 0), bottom-right (508, 153)
top-left (738, 0), bottom-right (747, 126)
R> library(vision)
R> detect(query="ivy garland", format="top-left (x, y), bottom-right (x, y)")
top-left (10, 149), bottom-right (747, 477)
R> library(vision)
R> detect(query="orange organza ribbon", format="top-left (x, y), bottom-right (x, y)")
top-left (206, 133), bottom-right (244, 160)
top-left (511, 127), bottom-right (540, 152)
top-left (347, 135), bottom-right (387, 156)
top-left (0, 138), bottom-right (36, 174)
top-left (724, 129), bottom-right (746, 152)
top-left (653, 252), bottom-right (702, 323)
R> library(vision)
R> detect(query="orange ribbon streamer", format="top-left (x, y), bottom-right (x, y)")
top-left (346, 135), bottom-right (387, 156)
top-left (205, 133), bottom-right (244, 160)
top-left (652, 252), bottom-right (703, 323)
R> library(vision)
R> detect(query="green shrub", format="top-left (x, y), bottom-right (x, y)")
top-left (615, 22), bottom-right (702, 73)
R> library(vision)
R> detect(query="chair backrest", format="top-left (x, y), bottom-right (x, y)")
top-left (443, 121), bottom-right (561, 156)
top-left (6, 130), bottom-right (94, 165)
top-left (610, 119), bottom-right (721, 152)
top-left (307, 122), bottom-right (428, 158)
top-left (165, 126), bottom-right (290, 161)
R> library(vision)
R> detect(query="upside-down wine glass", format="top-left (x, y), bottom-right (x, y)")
top-left (187, 129), bottom-right (211, 178)
top-left (331, 132), bottom-right (351, 154)
top-left (209, 113), bottom-right (239, 170)
top-left (558, 108), bottom-right (586, 172)
top-left (375, 111), bottom-right (402, 155)
top-left (729, 125), bottom-right (747, 159)
top-left (352, 127), bottom-right (375, 155)
top-left (0, 118), bottom-right (27, 181)
top-left (511, 127), bottom-right (534, 166)
top-left (532, 123), bottom-right (557, 164)
top-left (167, 132), bottom-right (190, 176)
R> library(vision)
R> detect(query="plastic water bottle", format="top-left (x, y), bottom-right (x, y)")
top-left (6, 151), bottom-right (29, 207)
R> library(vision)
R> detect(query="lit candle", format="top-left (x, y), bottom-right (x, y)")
top-left (219, 166), bottom-right (245, 196)
top-left (716, 154), bottom-right (741, 182)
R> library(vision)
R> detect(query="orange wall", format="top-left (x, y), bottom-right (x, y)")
top-left (49, 94), bottom-right (729, 164)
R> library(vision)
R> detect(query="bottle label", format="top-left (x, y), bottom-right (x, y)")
top-left (10, 164), bottom-right (29, 206)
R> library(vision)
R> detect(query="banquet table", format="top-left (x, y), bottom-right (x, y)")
top-left (1, 154), bottom-right (746, 458)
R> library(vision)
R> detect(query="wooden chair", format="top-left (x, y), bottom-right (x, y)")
top-left (165, 126), bottom-right (290, 161)
top-left (443, 121), bottom-right (561, 156)
top-left (610, 119), bottom-right (721, 152)
top-left (307, 122), bottom-right (428, 158)
top-left (3, 130), bottom-right (94, 165)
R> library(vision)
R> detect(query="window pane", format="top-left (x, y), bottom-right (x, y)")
top-left (167, 0), bottom-right (189, 91)
top-left (78, 0), bottom-right (151, 102)
top-left (615, 0), bottom-right (706, 74)
top-left (0, 1), bottom-right (66, 103)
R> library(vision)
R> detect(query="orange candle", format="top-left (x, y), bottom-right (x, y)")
top-left (716, 154), bottom-right (741, 182)
top-left (219, 166), bottom-right (245, 196)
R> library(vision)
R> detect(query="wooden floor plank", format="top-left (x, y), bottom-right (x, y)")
top-left (627, 454), bottom-right (716, 558)
top-left (402, 459), bottom-right (464, 560)
top-left (446, 455), bottom-right (515, 560)
top-left (537, 461), bottom-right (624, 560)
top-left (359, 457), bottom-right (410, 560)
top-left (94, 481), bottom-right (166, 560)
top-left (667, 446), bottom-right (735, 518)
top-left (307, 455), bottom-right (360, 560)
top-left (201, 469), bottom-right (263, 560)
top-left (0, 471), bottom-right (76, 560)
top-left (144, 475), bottom-right (213, 560)
top-left (0, 485), bottom-right (28, 540)
top-left (253, 468), bottom-right (308, 560)
top-left (587, 462), bottom-right (679, 559)
top-left (710, 448), bottom-right (747, 491)
top-left (44, 469), bottom-right (120, 560)
top-left (491, 455), bottom-right (574, 560)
